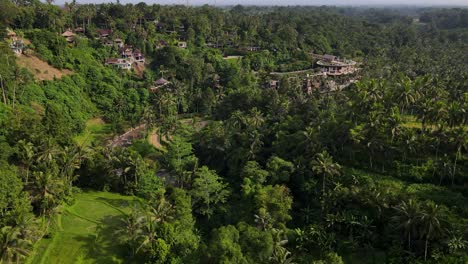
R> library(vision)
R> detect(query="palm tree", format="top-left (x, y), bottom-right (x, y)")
top-left (137, 219), bottom-right (159, 256)
top-left (395, 76), bottom-right (418, 115)
top-left (248, 107), bottom-right (264, 130)
top-left (58, 146), bottom-right (88, 188)
top-left (227, 110), bottom-right (246, 132)
top-left (36, 138), bottom-right (61, 166)
top-left (418, 201), bottom-right (447, 261)
top-left (148, 197), bottom-right (174, 224)
top-left (270, 228), bottom-right (295, 264)
top-left (448, 128), bottom-right (467, 186)
top-left (33, 171), bottom-right (64, 216)
top-left (311, 151), bottom-right (341, 201)
top-left (17, 140), bottom-right (35, 185)
top-left (301, 126), bottom-right (321, 157)
top-left (118, 209), bottom-right (144, 256)
top-left (0, 226), bottom-right (32, 263)
top-left (392, 199), bottom-right (420, 251)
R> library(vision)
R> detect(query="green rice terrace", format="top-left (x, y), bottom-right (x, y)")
top-left (28, 192), bottom-right (140, 264)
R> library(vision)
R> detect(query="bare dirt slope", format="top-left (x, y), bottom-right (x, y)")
top-left (16, 54), bottom-right (72, 81)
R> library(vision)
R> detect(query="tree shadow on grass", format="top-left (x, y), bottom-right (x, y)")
top-left (96, 197), bottom-right (135, 211)
top-left (73, 215), bottom-right (131, 264)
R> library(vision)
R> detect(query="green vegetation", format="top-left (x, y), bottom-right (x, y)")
top-left (28, 191), bottom-right (139, 264)
top-left (74, 118), bottom-right (112, 147)
top-left (0, 2), bottom-right (466, 264)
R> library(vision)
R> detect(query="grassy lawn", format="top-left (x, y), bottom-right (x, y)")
top-left (28, 191), bottom-right (140, 264)
top-left (223, 56), bottom-right (242, 66)
top-left (74, 118), bottom-right (112, 147)
top-left (400, 115), bottom-right (468, 131)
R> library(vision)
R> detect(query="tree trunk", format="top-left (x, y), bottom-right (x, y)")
top-left (12, 83), bottom-right (16, 109)
top-left (408, 232), bottom-right (411, 251)
top-left (1, 77), bottom-right (7, 105)
top-left (424, 236), bottom-right (429, 261)
top-left (452, 146), bottom-right (460, 186)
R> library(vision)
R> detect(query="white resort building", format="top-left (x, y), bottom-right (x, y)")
top-left (316, 54), bottom-right (357, 76)
top-left (105, 58), bottom-right (132, 70)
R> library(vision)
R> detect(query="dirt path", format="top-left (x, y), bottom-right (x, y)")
top-left (148, 131), bottom-right (166, 149)
top-left (223, 55), bottom-right (243, 60)
top-left (109, 118), bottom-right (209, 149)
top-left (269, 69), bottom-right (323, 76)
top-left (108, 124), bottom-right (146, 148)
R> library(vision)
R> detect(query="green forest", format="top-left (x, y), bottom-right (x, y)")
top-left (0, 1), bottom-right (467, 263)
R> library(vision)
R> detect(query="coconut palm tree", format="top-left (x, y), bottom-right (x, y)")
top-left (148, 197), bottom-right (174, 224)
top-left (392, 199), bottom-right (421, 251)
top-left (395, 76), bottom-right (418, 115)
top-left (118, 209), bottom-right (144, 256)
top-left (310, 151), bottom-right (341, 215)
top-left (17, 140), bottom-right (35, 185)
top-left (33, 171), bottom-right (64, 216)
top-left (0, 226), bottom-right (32, 263)
top-left (418, 201), bottom-right (447, 261)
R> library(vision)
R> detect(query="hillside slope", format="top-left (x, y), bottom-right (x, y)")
top-left (16, 54), bottom-right (72, 81)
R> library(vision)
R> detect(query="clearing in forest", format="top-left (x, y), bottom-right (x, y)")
top-left (16, 54), bottom-right (73, 81)
top-left (74, 118), bottom-right (112, 146)
top-left (28, 191), bottom-right (140, 264)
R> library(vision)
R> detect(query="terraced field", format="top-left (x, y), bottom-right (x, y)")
top-left (28, 191), bottom-right (140, 264)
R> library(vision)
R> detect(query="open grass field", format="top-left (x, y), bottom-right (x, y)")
top-left (27, 191), bottom-right (140, 264)
top-left (400, 115), bottom-right (467, 131)
top-left (74, 118), bottom-right (112, 147)
top-left (223, 56), bottom-right (243, 66)
top-left (16, 54), bottom-right (73, 81)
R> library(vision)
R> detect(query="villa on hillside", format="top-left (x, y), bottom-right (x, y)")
top-left (97, 29), bottom-right (112, 39)
top-left (120, 45), bottom-right (134, 60)
top-left (104, 40), bottom-right (114, 47)
top-left (245, 46), bottom-right (261, 52)
top-left (74, 27), bottom-right (85, 34)
top-left (10, 40), bottom-right (25, 55)
top-left (114, 38), bottom-right (124, 48)
top-left (105, 58), bottom-right (132, 70)
top-left (62, 30), bottom-right (75, 43)
top-left (178, 41), bottom-right (187, 49)
top-left (267, 80), bottom-right (280, 89)
top-left (6, 29), bottom-right (25, 54)
top-left (6, 29), bottom-right (17, 41)
top-left (133, 50), bottom-right (145, 63)
top-left (312, 53), bottom-right (357, 76)
top-left (105, 43), bottom-right (145, 70)
top-left (155, 40), bottom-right (168, 49)
top-left (149, 78), bottom-right (170, 92)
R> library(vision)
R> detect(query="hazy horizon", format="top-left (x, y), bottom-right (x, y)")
top-left (53, 0), bottom-right (468, 7)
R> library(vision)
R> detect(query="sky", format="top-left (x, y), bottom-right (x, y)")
top-left (56, 0), bottom-right (468, 6)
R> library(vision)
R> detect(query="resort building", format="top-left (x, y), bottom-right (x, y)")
top-left (120, 45), bottom-right (134, 60)
top-left (6, 29), bottom-right (24, 54)
top-left (114, 38), bottom-right (124, 48)
top-left (10, 40), bottom-right (25, 55)
top-left (6, 29), bottom-right (17, 41)
top-left (104, 40), bottom-right (114, 47)
top-left (97, 29), bottom-right (112, 39)
top-left (149, 78), bottom-right (170, 93)
top-left (62, 30), bottom-right (75, 43)
top-left (268, 80), bottom-right (280, 89)
top-left (105, 58), bottom-right (132, 70)
top-left (133, 50), bottom-right (145, 63)
top-left (177, 41), bottom-right (187, 49)
top-left (155, 40), bottom-right (168, 49)
top-left (74, 27), bottom-right (85, 34)
top-left (315, 54), bottom-right (357, 76)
